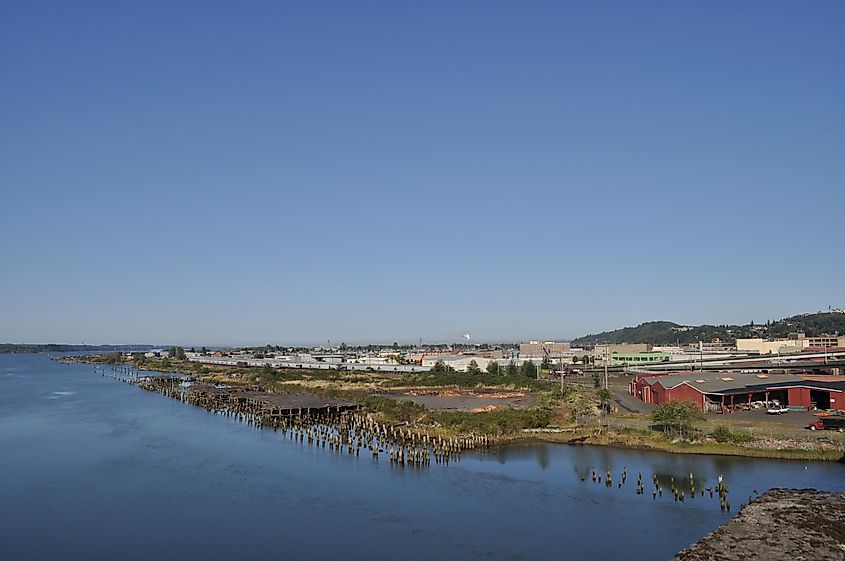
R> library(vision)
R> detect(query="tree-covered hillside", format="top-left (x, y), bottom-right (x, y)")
top-left (571, 312), bottom-right (845, 346)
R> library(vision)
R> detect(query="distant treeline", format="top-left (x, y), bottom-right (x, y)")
top-left (0, 344), bottom-right (155, 354)
top-left (571, 312), bottom-right (845, 346)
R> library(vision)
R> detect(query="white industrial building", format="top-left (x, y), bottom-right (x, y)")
top-left (421, 355), bottom-right (493, 372)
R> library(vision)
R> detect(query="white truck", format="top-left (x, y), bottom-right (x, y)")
top-left (766, 404), bottom-right (789, 415)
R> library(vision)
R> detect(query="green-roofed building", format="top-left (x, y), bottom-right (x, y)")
top-left (610, 350), bottom-right (670, 366)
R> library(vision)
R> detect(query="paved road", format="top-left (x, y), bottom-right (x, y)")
top-left (613, 390), bottom-right (655, 413)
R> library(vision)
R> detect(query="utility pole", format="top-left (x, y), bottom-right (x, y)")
top-left (604, 344), bottom-right (609, 390)
top-left (560, 361), bottom-right (565, 395)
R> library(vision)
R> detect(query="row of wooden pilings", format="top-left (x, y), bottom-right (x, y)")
top-left (101, 367), bottom-right (493, 467)
top-left (90, 364), bottom-right (141, 384)
top-left (587, 465), bottom-right (737, 511)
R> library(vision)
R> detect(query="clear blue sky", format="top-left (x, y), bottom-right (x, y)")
top-left (2, 1), bottom-right (843, 346)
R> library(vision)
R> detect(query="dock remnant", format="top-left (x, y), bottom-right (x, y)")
top-left (672, 488), bottom-right (845, 561)
top-left (125, 375), bottom-right (491, 466)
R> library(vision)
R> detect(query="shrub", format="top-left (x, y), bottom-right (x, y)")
top-left (712, 425), bottom-right (754, 444)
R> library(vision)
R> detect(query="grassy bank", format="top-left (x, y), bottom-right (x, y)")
top-left (509, 426), bottom-right (845, 462)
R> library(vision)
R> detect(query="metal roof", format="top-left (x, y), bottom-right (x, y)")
top-left (648, 373), bottom-right (803, 394)
top-left (763, 380), bottom-right (845, 392)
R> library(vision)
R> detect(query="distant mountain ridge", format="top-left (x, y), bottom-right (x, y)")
top-left (570, 312), bottom-right (845, 346)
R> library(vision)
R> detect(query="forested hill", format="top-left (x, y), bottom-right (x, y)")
top-left (571, 312), bottom-right (845, 346)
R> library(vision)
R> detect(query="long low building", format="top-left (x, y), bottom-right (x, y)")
top-left (187, 354), bottom-right (429, 373)
top-left (420, 354), bottom-right (546, 372)
top-left (630, 372), bottom-right (845, 413)
top-left (421, 355), bottom-right (494, 372)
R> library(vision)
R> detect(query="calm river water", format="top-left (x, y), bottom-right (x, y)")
top-left (1, 354), bottom-right (842, 561)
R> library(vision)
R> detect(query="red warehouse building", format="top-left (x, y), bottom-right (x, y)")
top-left (630, 373), bottom-right (845, 413)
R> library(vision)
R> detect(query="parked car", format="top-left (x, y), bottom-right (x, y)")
top-left (766, 405), bottom-right (789, 415)
top-left (807, 417), bottom-right (845, 431)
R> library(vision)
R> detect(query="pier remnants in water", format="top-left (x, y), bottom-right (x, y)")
top-left (124, 373), bottom-right (491, 466)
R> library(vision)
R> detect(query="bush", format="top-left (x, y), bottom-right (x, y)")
top-left (364, 396), bottom-right (427, 423)
top-left (432, 406), bottom-right (552, 436)
top-left (712, 425), bottom-right (754, 444)
top-left (103, 351), bottom-right (123, 364)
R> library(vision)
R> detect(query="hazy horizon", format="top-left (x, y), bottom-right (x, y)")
top-left (3, 306), bottom-right (839, 348)
top-left (2, 2), bottom-right (842, 346)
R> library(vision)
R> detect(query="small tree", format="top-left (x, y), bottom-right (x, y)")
top-left (505, 360), bottom-right (519, 377)
top-left (596, 388), bottom-right (613, 412)
top-left (572, 356), bottom-right (579, 364)
top-left (582, 355), bottom-right (590, 365)
top-left (651, 401), bottom-right (703, 438)
top-left (521, 360), bottom-right (536, 378)
top-left (541, 356), bottom-right (551, 371)
top-left (174, 346), bottom-right (186, 360)
top-left (261, 363), bottom-right (274, 378)
top-left (466, 360), bottom-right (481, 375)
top-left (104, 351), bottom-right (123, 364)
top-left (486, 361), bottom-right (500, 375)
top-left (432, 360), bottom-right (453, 373)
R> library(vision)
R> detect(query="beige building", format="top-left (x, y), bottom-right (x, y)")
top-left (735, 338), bottom-right (805, 355)
top-left (594, 343), bottom-right (652, 356)
top-left (802, 335), bottom-right (845, 348)
top-left (737, 334), bottom-right (845, 354)
top-left (519, 341), bottom-right (570, 357)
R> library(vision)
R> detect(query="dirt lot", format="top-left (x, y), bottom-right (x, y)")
top-left (383, 389), bottom-right (537, 412)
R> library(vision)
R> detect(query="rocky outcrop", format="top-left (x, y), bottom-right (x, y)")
top-left (673, 488), bottom-right (845, 561)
